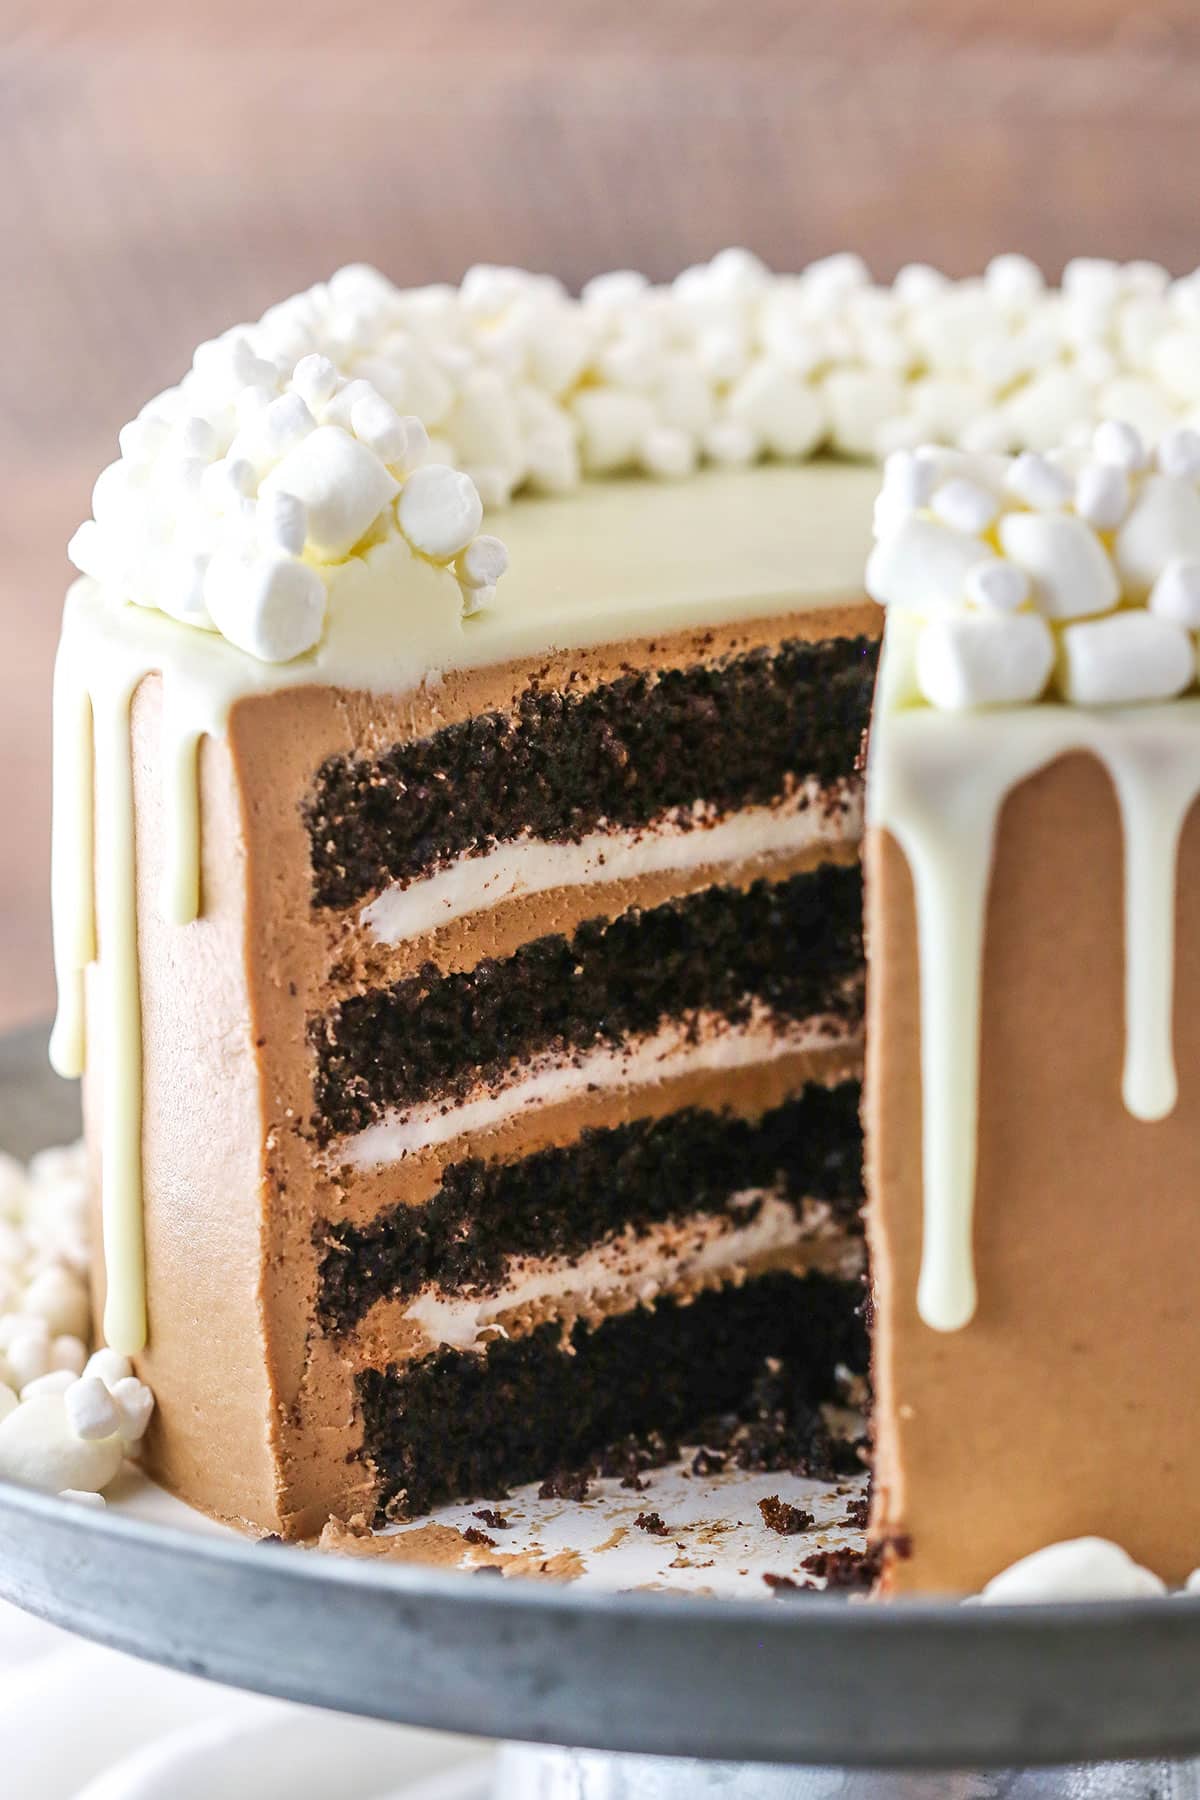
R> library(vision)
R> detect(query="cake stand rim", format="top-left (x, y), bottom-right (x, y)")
top-left (2, 1474), bottom-right (1200, 1768)
top-left (7, 1018), bottom-right (1200, 1768)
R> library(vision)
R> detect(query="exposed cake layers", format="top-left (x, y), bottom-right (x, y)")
top-left (303, 636), bottom-right (869, 1518)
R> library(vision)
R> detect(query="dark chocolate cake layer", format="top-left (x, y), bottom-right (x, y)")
top-left (359, 1269), bottom-right (867, 1517)
top-left (318, 1083), bottom-right (864, 1331)
top-left (308, 635), bottom-right (879, 909)
top-left (314, 864), bottom-right (864, 1140)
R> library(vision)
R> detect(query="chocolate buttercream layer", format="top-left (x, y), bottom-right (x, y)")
top-left (308, 634), bottom-right (879, 910)
top-left (314, 864), bottom-right (864, 1141)
top-left (359, 1268), bottom-right (866, 1518)
top-left (318, 1083), bottom-right (863, 1332)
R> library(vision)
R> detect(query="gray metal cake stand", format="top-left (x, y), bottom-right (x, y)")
top-left (3, 1021), bottom-right (1200, 1798)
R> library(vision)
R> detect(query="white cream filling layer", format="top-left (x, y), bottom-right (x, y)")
top-left (404, 1191), bottom-right (863, 1353)
top-left (361, 780), bottom-right (861, 945)
top-left (337, 1004), bottom-right (861, 1168)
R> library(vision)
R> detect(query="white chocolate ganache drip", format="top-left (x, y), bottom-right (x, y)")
top-left (866, 421), bottom-right (1200, 1332)
top-left (52, 252), bottom-right (1200, 1355)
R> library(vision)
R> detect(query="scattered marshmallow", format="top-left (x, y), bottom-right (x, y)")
top-left (109, 1376), bottom-right (155, 1446)
top-left (980, 1538), bottom-right (1166, 1603)
top-left (64, 1375), bottom-right (120, 1441)
top-left (916, 612), bottom-right (1054, 709)
top-left (0, 1146), bottom-right (154, 1503)
top-left (0, 1394), bottom-right (124, 1497)
top-left (1056, 611), bottom-right (1195, 705)
top-left (396, 465), bottom-right (484, 562)
top-left (997, 511), bottom-right (1120, 621)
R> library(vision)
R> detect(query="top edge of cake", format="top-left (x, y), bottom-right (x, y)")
top-left (62, 248), bottom-right (1200, 686)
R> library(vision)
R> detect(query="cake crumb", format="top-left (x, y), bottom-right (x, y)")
top-left (634, 1510), bottom-right (670, 1536)
top-left (763, 1572), bottom-right (809, 1597)
top-left (758, 1495), bottom-right (816, 1535)
top-left (843, 1498), bottom-right (869, 1529)
top-left (539, 1468), bottom-right (591, 1502)
top-left (473, 1508), bottom-right (510, 1530)
top-left (691, 1447), bottom-right (727, 1476)
top-left (462, 1525), bottom-right (496, 1547)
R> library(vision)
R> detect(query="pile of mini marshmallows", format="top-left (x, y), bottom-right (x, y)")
top-left (0, 1144), bottom-right (152, 1505)
top-left (866, 421), bottom-right (1200, 709)
top-left (68, 253), bottom-right (1200, 662)
top-left (69, 340), bottom-right (510, 665)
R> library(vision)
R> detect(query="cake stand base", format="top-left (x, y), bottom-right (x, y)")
top-left (491, 1745), bottom-right (1200, 1799)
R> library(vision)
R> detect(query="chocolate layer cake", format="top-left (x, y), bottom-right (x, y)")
top-left (53, 251), bottom-right (1200, 1584)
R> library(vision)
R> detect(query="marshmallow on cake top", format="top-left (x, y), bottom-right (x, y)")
top-left (866, 422), bottom-right (1200, 710)
top-left (65, 253), bottom-right (1200, 672)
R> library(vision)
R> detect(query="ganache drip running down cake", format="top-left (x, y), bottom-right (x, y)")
top-left (47, 249), bottom-right (1200, 1590)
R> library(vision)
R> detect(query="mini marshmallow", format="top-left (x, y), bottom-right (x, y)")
top-left (1092, 418), bottom-right (1148, 472)
top-left (1148, 558), bottom-right (1200, 628)
top-left (997, 511), bottom-right (1120, 620)
top-left (892, 263), bottom-right (950, 305)
top-left (6, 1332), bottom-right (50, 1390)
top-left (256, 490), bottom-right (308, 557)
top-left (640, 425), bottom-right (697, 480)
top-left (19, 1370), bottom-right (77, 1401)
top-left (109, 1375), bottom-right (154, 1445)
top-left (822, 368), bottom-right (904, 460)
top-left (290, 353), bottom-right (339, 412)
top-left (980, 1537), bottom-right (1166, 1603)
top-left (1157, 426), bottom-right (1200, 479)
top-left (880, 449), bottom-right (938, 516)
top-left (983, 253), bottom-right (1045, 309)
top-left (916, 612), bottom-right (1054, 710)
top-left (349, 390), bottom-right (412, 465)
top-left (702, 419), bottom-right (758, 467)
top-left (1152, 330), bottom-right (1200, 405)
top-left (965, 558), bottom-right (1030, 613)
top-left (397, 465), bottom-right (485, 562)
top-left (726, 361), bottom-right (826, 460)
top-left (0, 1394), bottom-right (123, 1496)
top-left (204, 552), bottom-right (327, 663)
top-left (930, 478), bottom-right (999, 535)
top-left (1056, 611), bottom-right (1195, 705)
top-left (866, 516), bottom-right (988, 615)
top-left (1005, 451), bottom-right (1072, 512)
top-left (572, 389), bottom-right (658, 474)
top-left (84, 1347), bottom-right (133, 1387)
top-left (49, 1335), bottom-right (87, 1376)
top-left (260, 426), bottom-right (398, 561)
top-left (64, 1375), bottom-right (121, 1441)
top-left (60, 1489), bottom-right (106, 1509)
top-left (456, 534), bottom-right (509, 591)
top-left (1115, 473), bottom-right (1200, 595)
top-left (1074, 461), bottom-right (1130, 530)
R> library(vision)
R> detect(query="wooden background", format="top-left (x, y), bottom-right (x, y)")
top-left (4, 0), bottom-right (1200, 1029)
